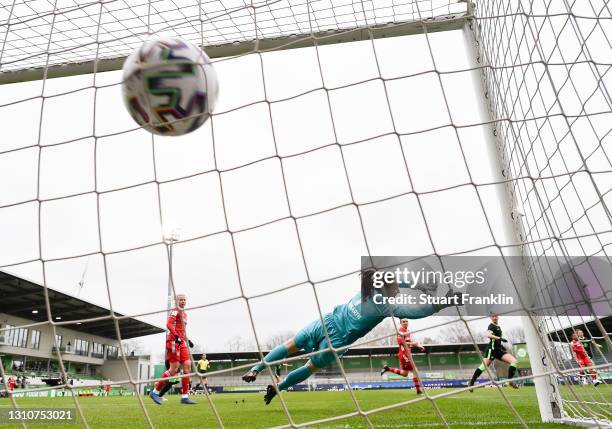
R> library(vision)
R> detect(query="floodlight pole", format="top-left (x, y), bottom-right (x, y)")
top-left (462, 10), bottom-right (563, 423)
top-left (164, 229), bottom-right (181, 319)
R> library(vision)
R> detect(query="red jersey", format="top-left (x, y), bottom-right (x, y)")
top-left (571, 339), bottom-right (589, 360)
top-left (167, 308), bottom-right (187, 342)
top-left (397, 326), bottom-right (412, 358)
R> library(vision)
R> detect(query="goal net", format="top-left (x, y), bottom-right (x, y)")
top-left (0, 0), bottom-right (610, 427)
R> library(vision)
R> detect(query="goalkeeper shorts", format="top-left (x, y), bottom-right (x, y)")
top-left (294, 316), bottom-right (346, 369)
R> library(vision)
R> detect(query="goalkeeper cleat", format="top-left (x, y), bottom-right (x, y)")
top-left (181, 397), bottom-right (197, 405)
top-left (380, 365), bottom-right (390, 376)
top-left (467, 381), bottom-right (474, 393)
top-left (242, 370), bottom-right (258, 383)
top-left (508, 382), bottom-right (520, 389)
top-left (149, 391), bottom-right (162, 405)
top-left (264, 385), bottom-right (277, 405)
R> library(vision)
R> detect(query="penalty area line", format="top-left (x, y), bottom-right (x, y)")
top-left (313, 421), bottom-right (542, 429)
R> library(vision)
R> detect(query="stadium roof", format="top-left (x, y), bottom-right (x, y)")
top-left (0, 271), bottom-right (164, 340)
top-left (194, 343), bottom-right (490, 361)
top-left (548, 316), bottom-right (612, 343)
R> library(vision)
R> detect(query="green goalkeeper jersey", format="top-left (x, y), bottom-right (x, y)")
top-left (327, 292), bottom-right (435, 347)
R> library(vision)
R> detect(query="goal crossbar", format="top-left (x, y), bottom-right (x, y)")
top-left (0, 12), bottom-right (467, 85)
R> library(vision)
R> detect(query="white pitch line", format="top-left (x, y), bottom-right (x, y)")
top-left (308, 421), bottom-right (543, 429)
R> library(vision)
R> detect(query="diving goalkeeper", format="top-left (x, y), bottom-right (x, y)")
top-left (242, 268), bottom-right (460, 404)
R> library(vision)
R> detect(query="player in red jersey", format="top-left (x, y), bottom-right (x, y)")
top-left (150, 294), bottom-right (197, 404)
top-left (571, 332), bottom-right (602, 386)
top-left (380, 318), bottom-right (425, 395)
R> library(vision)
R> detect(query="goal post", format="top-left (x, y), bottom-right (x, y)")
top-left (461, 15), bottom-right (565, 423)
top-left (465, 0), bottom-right (612, 426)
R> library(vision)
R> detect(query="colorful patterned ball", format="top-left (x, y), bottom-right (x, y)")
top-left (121, 38), bottom-right (219, 136)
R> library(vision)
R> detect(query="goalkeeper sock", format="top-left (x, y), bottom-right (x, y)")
top-left (251, 344), bottom-right (289, 373)
top-left (508, 363), bottom-right (517, 379)
top-left (277, 365), bottom-right (312, 391)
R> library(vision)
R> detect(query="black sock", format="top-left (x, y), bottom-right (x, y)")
top-left (159, 382), bottom-right (173, 396)
top-left (508, 365), bottom-right (517, 380)
top-left (470, 368), bottom-right (483, 384)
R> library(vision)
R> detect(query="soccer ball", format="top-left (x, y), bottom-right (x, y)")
top-left (121, 37), bottom-right (219, 136)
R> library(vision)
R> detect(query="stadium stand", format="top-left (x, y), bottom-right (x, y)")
top-left (0, 271), bottom-right (164, 395)
top-left (181, 336), bottom-right (610, 393)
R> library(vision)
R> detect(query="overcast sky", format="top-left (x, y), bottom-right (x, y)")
top-left (0, 4), bottom-right (609, 360)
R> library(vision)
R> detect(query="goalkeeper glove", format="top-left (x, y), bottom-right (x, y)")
top-left (175, 336), bottom-right (182, 345)
top-left (188, 340), bottom-right (194, 348)
top-left (414, 280), bottom-right (438, 295)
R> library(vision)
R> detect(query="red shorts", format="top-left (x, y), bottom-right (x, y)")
top-left (166, 340), bottom-right (190, 363)
top-left (398, 354), bottom-right (415, 372)
top-left (577, 357), bottom-right (592, 368)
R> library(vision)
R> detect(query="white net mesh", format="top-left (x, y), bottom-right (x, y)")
top-left (0, 0), bottom-right (610, 427)
top-left (474, 0), bottom-right (612, 424)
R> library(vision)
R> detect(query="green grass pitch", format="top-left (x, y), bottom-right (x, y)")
top-left (1, 386), bottom-right (608, 428)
